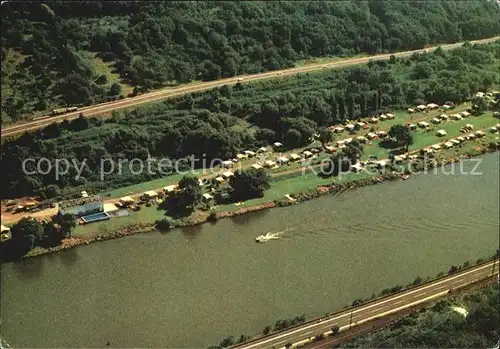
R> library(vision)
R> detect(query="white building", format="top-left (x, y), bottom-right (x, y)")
top-left (164, 185), bottom-right (177, 193)
top-left (222, 160), bottom-right (234, 168)
top-left (264, 160), bottom-right (276, 168)
top-left (276, 156), bottom-right (289, 165)
top-left (222, 171), bottom-right (234, 179)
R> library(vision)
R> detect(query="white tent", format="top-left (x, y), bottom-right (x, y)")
top-left (144, 190), bottom-right (158, 198)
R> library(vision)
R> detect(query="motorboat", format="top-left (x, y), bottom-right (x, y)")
top-left (256, 231), bottom-right (282, 243)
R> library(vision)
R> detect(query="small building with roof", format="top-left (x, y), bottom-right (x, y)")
top-left (222, 160), bottom-right (234, 168)
top-left (302, 150), bottom-right (313, 158)
top-left (244, 150), bottom-right (256, 157)
top-left (264, 160), bottom-right (276, 168)
top-left (222, 171), bottom-right (234, 179)
top-left (333, 127), bottom-right (344, 133)
top-left (202, 193), bottom-right (213, 201)
top-left (276, 156), bottom-right (289, 165)
top-left (164, 185), bottom-right (177, 193)
top-left (143, 190), bottom-right (158, 198)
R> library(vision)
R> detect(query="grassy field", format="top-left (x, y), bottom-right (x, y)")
top-left (73, 205), bottom-right (166, 238)
top-left (100, 171), bottom-right (201, 199)
top-left (80, 51), bottom-right (135, 96)
top-left (364, 111), bottom-right (498, 159)
top-left (98, 104), bottom-right (496, 199)
top-left (74, 125), bottom-right (498, 239)
top-left (81, 107), bottom-right (499, 239)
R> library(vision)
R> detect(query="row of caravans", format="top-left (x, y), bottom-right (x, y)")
top-left (51, 106), bottom-right (79, 115)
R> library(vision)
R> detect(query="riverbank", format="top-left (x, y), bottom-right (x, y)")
top-left (9, 140), bottom-right (498, 262)
top-left (2, 152), bottom-right (498, 349)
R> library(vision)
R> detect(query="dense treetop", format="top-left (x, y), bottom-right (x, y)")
top-left (343, 282), bottom-right (499, 348)
top-left (2, 1), bottom-right (499, 124)
top-left (1, 41), bottom-right (499, 200)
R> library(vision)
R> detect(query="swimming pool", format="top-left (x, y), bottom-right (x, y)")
top-left (81, 212), bottom-right (110, 224)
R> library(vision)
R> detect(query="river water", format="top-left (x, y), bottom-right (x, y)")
top-left (1, 154), bottom-right (499, 348)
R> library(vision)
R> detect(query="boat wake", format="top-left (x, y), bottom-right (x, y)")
top-left (255, 228), bottom-right (293, 243)
top-left (0, 338), bottom-right (12, 349)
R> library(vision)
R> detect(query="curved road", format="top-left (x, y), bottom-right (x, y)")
top-left (2, 36), bottom-right (498, 138)
top-left (231, 259), bottom-right (499, 349)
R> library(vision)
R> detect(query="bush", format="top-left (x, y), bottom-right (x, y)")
top-left (95, 75), bottom-right (108, 85)
top-left (155, 218), bottom-right (173, 231)
top-left (314, 334), bottom-right (325, 341)
top-left (207, 211), bottom-right (218, 222)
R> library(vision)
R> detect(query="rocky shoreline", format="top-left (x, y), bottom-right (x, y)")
top-left (15, 147), bottom-right (499, 261)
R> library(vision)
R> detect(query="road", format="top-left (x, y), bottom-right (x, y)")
top-left (303, 276), bottom-right (497, 349)
top-left (230, 259), bottom-right (499, 349)
top-left (2, 36), bottom-right (498, 139)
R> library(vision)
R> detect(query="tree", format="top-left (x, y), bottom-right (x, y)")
top-left (219, 336), bottom-right (234, 348)
top-left (95, 74), bottom-right (108, 85)
top-left (229, 168), bottom-right (270, 201)
top-left (155, 218), bottom-right (174, 231)
top-left (283, 128), bottom-right (302, 148)
top-left (43, 184), bottom-right (61, 198)
top-left (109, 82), bottom-right (122, 96)
top-left (321, 153), bottom-right (350, 177)
top-left (59, 213), bottom-right (76, 237)
top-left (471, 96), bottom-right (488, 115)
top-left (11, 217), bottom-right (44, 249)
top-left (318, 127), bottom-right (333, 147)
top-left (173, 175), bottom-right (202, 211)
top-left (388, 124), bottom-right (413, 151)
top-left (343, 140), bottom-right (364, 163)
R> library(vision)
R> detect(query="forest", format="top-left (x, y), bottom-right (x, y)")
top-left (2, 1), bottom-right (500, 124)
top-left (1, 41), bottom-right (499, 200)
top-left (342, 282), bottom-right (499, 348)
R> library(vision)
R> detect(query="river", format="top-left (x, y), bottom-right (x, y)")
top-left (1, 154), bottom-right (499, 348)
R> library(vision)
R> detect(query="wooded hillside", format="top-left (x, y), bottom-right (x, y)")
top-left (1, 41), bottom-right (499, 199)
top-left (2, 1), bottom-right (499, 124)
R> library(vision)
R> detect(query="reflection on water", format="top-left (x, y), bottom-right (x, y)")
top-left (181, 224), bottom-right (203, 240)
top-left (1, 154), bottom-right (498, 349)
top-left (11, 257), bottom-right (44, 280)
top-left (57, 247), bottom-right (79, 268)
